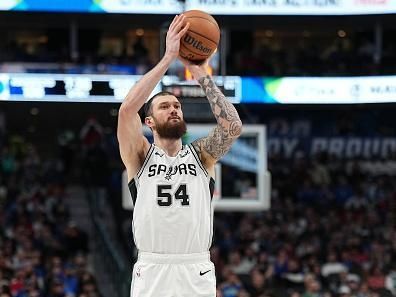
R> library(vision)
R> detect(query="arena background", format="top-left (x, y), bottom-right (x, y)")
top-left (1, 1), bottom-right (396, 297)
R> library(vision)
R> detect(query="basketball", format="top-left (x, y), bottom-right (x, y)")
top-left (179, 10), bottom-right (220, 63)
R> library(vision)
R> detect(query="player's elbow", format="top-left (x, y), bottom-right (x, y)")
top-left (229, 119), bottom-right (243, 139)
top-left (119, 103), bottom-right (133, 116)
top-left (119, 99), bottom-right (141, 116)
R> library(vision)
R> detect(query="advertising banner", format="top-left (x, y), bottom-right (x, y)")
top-left (0, 73), bottom-right (161, 102)
top-left (241, 76), bottom-right (396, 104)
top-left (268, 137), bottom-right (396, 159)
top-left (185, 0), bottom-right (396, 15)
top-left (1, 0), bottom-right (395, 15)
top-left (0, 0), bottom-right (183, 14)
top-left (0, 0), bottom-right (20, 11)
top-left (1, 73), bottom-right (396, 104)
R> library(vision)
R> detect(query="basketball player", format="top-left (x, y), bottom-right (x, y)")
top-left (117, 14), bottom-right (242, 297)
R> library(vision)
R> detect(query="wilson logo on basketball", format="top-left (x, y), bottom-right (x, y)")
top-left (183, 34), bottom-right (212, 54)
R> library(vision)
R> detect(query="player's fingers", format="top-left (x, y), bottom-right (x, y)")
top-left (169, 15), bottom-right (179, 31)
top-left (177, 22), bottom-right (190, 39)
top-left (173, 15), bottom-right (186, 33)
top-left (170, 15), bottom-right (183, 32)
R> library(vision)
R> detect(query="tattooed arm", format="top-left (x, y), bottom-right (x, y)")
top-left (181, 60), bottom-right (242, 171)
top-left (195, 75), bottom-right (242, 159)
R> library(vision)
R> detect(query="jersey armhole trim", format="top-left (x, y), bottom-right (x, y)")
top-left (209, 177), bottom-right (215, 200)
top-left (128, 178), bottom-right (138, 205)
top-left (135, 144), bottom-right (154, 180)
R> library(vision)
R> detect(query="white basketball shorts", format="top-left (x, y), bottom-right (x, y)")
top-left (130, 252), bottom-right (216, 297)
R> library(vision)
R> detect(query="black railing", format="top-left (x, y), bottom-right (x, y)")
top-left (87, 187), bottom-right (130, 297)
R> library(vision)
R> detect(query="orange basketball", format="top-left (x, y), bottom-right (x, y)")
top-left (179, 10), bottom-right (220, 63)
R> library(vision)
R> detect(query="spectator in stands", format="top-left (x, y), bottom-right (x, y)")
top-left (219, 266), bottom-right (244, 297)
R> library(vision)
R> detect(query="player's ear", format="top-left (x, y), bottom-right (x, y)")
top-left (145, 116), bottom-right (153, 127)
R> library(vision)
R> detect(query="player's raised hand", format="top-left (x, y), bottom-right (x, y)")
top-left (165, 15), bottom-right (190, 60)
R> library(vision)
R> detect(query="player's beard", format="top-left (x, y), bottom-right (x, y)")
top-left (153, 117), bottom-right (187, 139)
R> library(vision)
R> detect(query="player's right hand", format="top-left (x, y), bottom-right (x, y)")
top-left (165, 15), bottom-right (190, 60)
top-left (178, 50), bottom-right (216, 80)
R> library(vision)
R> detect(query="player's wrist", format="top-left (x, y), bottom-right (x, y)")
top-left (189, 67), bottom-right (208, 80)
top-left (162, 52), bottom-right (177, 64)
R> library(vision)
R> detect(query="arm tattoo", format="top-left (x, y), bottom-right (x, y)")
top-left (195, 75), bottom-right (242, 160)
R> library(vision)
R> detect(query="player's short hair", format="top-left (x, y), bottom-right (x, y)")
top-left (144, 91), bottom-right (178, 117)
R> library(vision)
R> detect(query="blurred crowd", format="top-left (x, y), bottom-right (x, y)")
top-left (211, 151), bottom-right (396, 297)
top-left (0, 36), bottom-right (153, 75)
top-left (0, 133), bottom-right (101, 297)
top-left (227, 35), bottom-right (396, 76)
top-left (1, 29), bottom-right (396, 76)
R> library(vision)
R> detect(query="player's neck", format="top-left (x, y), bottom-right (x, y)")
top-left (153, 137), bottom-right (182, 157)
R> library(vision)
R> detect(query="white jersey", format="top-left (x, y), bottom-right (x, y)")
top-left (128, 144), bottom-right (215, 254)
